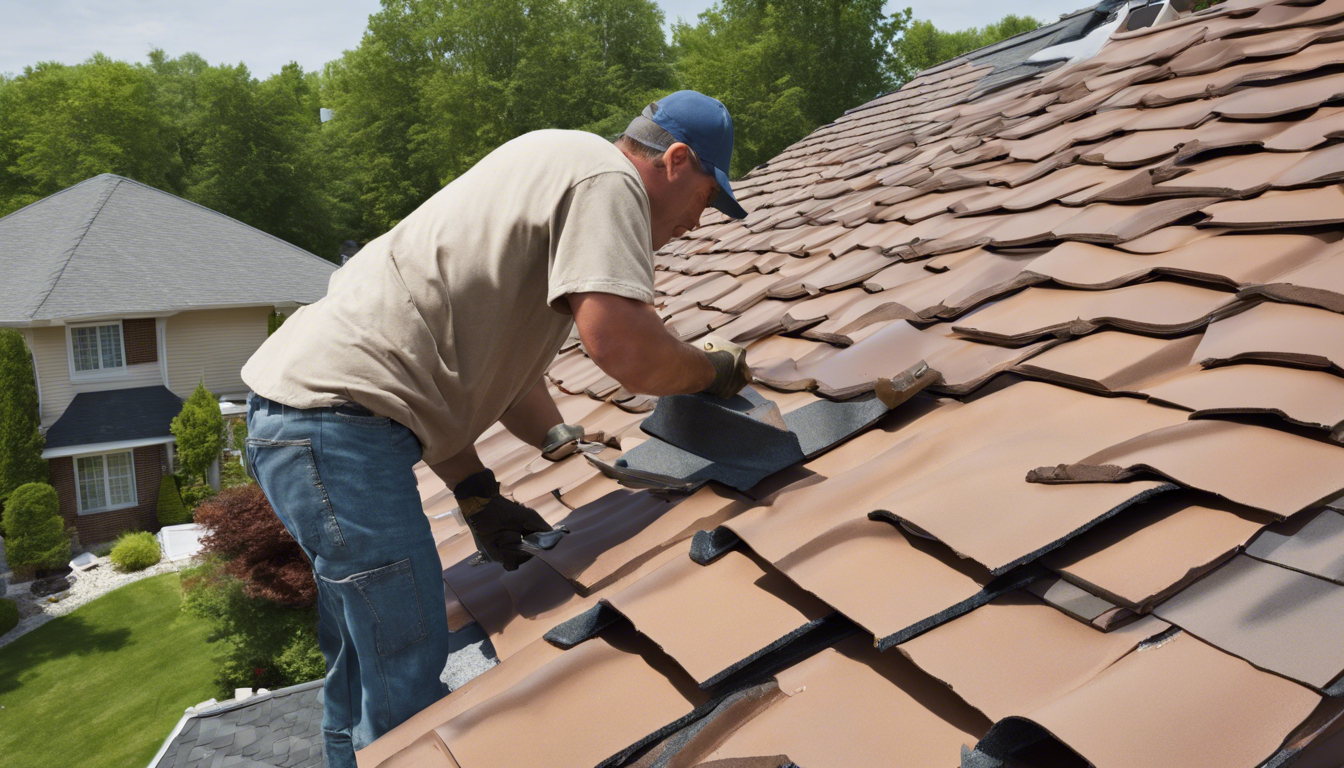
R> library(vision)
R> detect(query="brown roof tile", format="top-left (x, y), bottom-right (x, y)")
top-left (1155, 554), bottom-right (1344, 689)
top-left (1043, 492), bottom-right (1272, 610)
top-left (993, 631), bottom-right (1320, 768)
top-left (700, 636), bottom-right (989, 768)
top-left (897, 591), bottom-right (1169, 721)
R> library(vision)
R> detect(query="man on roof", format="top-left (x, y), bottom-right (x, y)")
top-left (239, 90), bottom-right (753, 768)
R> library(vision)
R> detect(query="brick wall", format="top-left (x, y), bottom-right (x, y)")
top-left (49, 444), bottom-right (165, 546)
top-left (123, 318), bottom-right (158, 366)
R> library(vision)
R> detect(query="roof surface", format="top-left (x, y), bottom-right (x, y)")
top-left (364, 2), bottom-right (1344, 766)
top-left (152, 681), bottom-right (325, 768)
top-left (0, 174), bottom-right (336, 325)
top-left (43, 385), bottom-right (183, 449)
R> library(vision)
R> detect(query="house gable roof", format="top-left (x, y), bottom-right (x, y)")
top-left (0, 174), bottom-right (336, 324)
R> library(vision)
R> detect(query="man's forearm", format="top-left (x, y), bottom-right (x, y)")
top-left (568, 292), bottom-right (716, 396)
top-left (499, 378), bottom-right (565, 449)
top-left (430, 445), bottom-right (487, 490)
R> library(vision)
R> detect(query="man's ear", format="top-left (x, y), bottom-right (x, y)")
top-left (664, 143), bottom-right (692, 173)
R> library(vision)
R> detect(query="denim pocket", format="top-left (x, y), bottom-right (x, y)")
top-left (245, 437), bottom-right (347, 549)
top-left (321, 559), bottom-right (428, 656)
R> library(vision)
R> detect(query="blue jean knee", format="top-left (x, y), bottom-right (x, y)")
top-left (245, 393), bottom-right (450, 767)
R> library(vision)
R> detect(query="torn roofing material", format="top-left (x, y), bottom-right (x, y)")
top-left (367, 2), bottom-right (1344, 766)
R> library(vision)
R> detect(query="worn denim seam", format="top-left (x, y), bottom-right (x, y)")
top-left (307, 424), bottom-right (347, 548)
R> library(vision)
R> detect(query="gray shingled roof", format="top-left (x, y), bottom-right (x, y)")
top-left (42, 385), bottom-right (183, 450)
top-left (151, 681), bottom-right (325, 768)
top-left (0, 175), bottom-right (337, 325)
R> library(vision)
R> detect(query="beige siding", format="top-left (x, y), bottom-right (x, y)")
top-left (27, 326), bottom-right (161, 427)
top-left (165, 306), bottom-right (270, 399)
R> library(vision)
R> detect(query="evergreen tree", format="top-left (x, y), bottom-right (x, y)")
top-left (0, 329), bottom-right (47, 515)
top-left (171, 383), bottom-right (225, 486)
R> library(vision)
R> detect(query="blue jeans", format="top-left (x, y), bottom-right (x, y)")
top-left (245, 394), bottom-right (450, 768)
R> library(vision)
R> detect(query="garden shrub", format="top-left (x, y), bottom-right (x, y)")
top-left (194, 485), bottom-right (315, 607)
top-left (179, 481), bottom-right (217, 511)
top-left (3, 483), bottom-right (70, 577)
top-left (109, 531), bottom-right (161, 572)
top-left (181, 556), bottom-right (323, 694)
top-left (156, 474), bottom-right (191, 526)
top-left (182, 484), bottom-right (323, 694)
top-left (0, 597), bottom-right (18, 635)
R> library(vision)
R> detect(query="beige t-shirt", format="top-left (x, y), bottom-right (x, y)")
top-left (242, 130), bottom-right (654, 464)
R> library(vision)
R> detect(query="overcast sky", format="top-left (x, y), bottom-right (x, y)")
top-left (0, 0), bottom-right (1090, 79)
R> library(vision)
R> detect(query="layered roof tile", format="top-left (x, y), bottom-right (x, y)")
top-left (367, 2), bottom-right (1344, 766)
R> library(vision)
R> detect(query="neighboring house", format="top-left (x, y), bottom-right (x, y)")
top-left (149, 681), bottom-right (326, 768)
top-left (0, 174), bottom-right (336, 543)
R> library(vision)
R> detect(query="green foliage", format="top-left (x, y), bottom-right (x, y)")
top-left (156, 474), bottom-right (191, 527)
top-left (220, 456), bottom-right (252, 490)
top-left (266, 310), bottom-right (287, 335)
top-left (323, 0), bottom-right (674, 239)
top-left (171, 382), bottom-right (225, 486)
top-left (887, 13), bottom-right (1042, 85)
top-left (674, 0), bottom-right (894, 176)
top-left (3, 483), bottom-right (69, 574)
top-left (0, 597), bottom-right (18, 636)
top-left (109, 531), bottom-right (161, 572)
top-left (230, 417), bottom-right (248, 452)
top-left (0, 56), bottom-right (180, 214)
top-left (179, 481), bottom-right (218, 510)
top-left (184, 63), bottom-right (337, 257)
top-left (180, 557), bottom-right (324, 694)
top-left (0, 329), bottom-right (47, 514)
top-left (0, 7), bottom-right (1045, 254)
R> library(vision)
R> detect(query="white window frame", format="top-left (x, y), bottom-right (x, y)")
top-left (73, 449), bottom-right (138, 515)
top-left (66, 320), bottom-right (129, 382)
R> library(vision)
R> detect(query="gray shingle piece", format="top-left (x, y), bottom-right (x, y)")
top-left (0, 174), bottom-right (336, 324)
top-left (151, 681), bottom-right (326, 768)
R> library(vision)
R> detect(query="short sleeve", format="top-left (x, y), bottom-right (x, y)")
top-left (547, 171), bottom-right (655, 314)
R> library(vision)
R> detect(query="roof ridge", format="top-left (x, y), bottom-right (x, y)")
top-left (108, 174), bottom-right (338, 270)
top-left (26, 175), bottom-right (122, 321)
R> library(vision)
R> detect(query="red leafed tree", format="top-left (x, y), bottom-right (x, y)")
top-left (193, 485), bottom-right (316, 607)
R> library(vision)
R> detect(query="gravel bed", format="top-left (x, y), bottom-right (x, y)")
top-left (0, 553), bottom-right (191, 650)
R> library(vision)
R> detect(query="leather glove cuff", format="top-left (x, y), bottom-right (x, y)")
top-left (541, 423), bottom-right (586, 461)
top-left (700, 335), bottom-right (752, 399)
top-left (453, 469), bottom-right (499, 504)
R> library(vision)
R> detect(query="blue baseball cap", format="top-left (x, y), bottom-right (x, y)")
top-left (622, 90), bottom-right (749, 220)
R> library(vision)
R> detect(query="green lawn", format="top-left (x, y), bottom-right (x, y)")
top-left (0, 573), bottom-right (218, 768)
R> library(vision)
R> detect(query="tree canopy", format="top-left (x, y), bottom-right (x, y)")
top-left (0, 3), bottom-right (1039, 255)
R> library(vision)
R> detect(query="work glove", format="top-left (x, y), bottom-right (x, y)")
top-left (541, 423), bottom-right (587, 461)
top-left (700, 335), bottom-right (753, 399)
top-left (454, 469), bottom-right (566, 571)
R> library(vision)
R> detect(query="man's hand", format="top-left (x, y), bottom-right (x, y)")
top-left (699, 335), bottom-right (753, 399)
top-left (454, 469), bottom-right (565, 570)
top-left (541, 423), bottom-right (586, 461)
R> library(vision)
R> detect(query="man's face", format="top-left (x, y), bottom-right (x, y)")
top-left (649, 143), bottom-right (719, 250)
